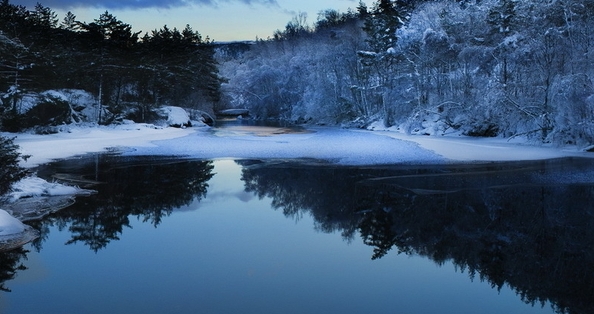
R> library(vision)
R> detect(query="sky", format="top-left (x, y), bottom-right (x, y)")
top-left (11, 0), bottom-right (371, 42)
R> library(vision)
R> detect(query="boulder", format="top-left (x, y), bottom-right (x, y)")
top-left (156, 106), bottom-right (191, 128)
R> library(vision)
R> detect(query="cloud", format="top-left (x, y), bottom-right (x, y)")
top-left (13, 0), bottom-right (278, 10)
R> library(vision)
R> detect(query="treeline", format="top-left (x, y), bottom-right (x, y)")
top-left (0, 0), bottom-right (221, 131)
top-left (220, 0), bottom-right (594, 146)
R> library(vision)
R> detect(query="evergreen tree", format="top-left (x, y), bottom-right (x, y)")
top-left (487, 0), bottom-right (517, 39)
top-left (0, 136), bottom-right (28, 196)
top-left (60, 11), bottom-right (77, 31)
top-left (29, 3), bottom-right (58, 30)
top-left (0, 0), bottom-right (28, 38)
top-left (357, 0), bottom-right (411, 124)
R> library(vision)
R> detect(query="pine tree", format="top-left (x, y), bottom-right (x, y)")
top-left (29, 3), bottom-right (58, 30)
top-left (357, 0), bottom-right (410, 124)
top-left (0, 136), bottom-right (28, 196)
top-left (487, 0), bottom-right (517, 38)
top-left (60, 11), bottom-right (77, 31)
top-left (362, 0), bottom-right (406, 54)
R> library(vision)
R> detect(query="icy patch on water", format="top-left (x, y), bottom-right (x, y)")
top-left (4, 196), bottom-right (77, 222)
top-left (9, 177), bottom-right (88, 201)
top-left (5, 176), bottom-right (96, 220)
top-left (128, 126), bottom-right (446, 165)
top-left (528, 159), bottom-right (594, 185)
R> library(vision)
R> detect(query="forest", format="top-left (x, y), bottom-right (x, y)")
top-left (220, 0), bottom-right (594, 146)
top-left (1, 0), bottom-right (594, 147)
top-left (0, 0), bottom-right (220, 132)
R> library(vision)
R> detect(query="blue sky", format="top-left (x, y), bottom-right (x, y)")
top-left (12, 0), bottom-right (370, 41)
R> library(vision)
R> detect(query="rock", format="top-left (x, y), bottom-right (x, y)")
top-left (156, 106), bottom-right (191, 128)
top-left (0, 209), bottom-right (25, 236)
top-left (0, 209), bottom-right (39, 252)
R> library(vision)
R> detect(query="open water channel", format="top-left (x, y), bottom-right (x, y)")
top-left (1, 123), bottom-right (593, 314)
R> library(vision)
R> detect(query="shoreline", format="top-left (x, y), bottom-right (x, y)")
top-left (4, 124), bottom-right (196, 168)
top-left (5, 124), bottom-right (594, 169)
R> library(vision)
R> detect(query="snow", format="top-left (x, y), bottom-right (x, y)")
top-left (376, 132), bottom-right (586, 162)
top-left (5, 123), bottom-right (593, 169)
top-left (129, 126), bottom-right (447, 165)
top-left (8, 176), bottom-right (92, 202)
top-left (0, 207), bottom-right (38, 251)
top-left (4, 123), bottom-right (195, 168)
top-left (157, 106), bottom-right (191, 127)
top-left (0, 209), bottom-right (25, 236)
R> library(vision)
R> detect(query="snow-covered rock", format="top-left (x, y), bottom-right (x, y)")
top-left (156, 106), bottom-right (192, 128)
top-left (0, 209), bottom-right (39, 252)
top-left (0, 176), bottom-right (95, 250)
top-left (8, 176), bottom-right (94, 202)
top-left (0, 209), bottom-right (25, 236)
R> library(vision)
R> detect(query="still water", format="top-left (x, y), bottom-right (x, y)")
top-left (1, 154), bottom-right (593, 314)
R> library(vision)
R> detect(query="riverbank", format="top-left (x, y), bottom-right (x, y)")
top-left (4, 123), bottom-right (195, 168)
top-left (4, 123), bottom-right (593, 168)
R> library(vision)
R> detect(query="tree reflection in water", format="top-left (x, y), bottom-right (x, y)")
top-left (240, 158), bottom-right (594, 314)
top-left (0, 156), bottom-right (214, 292)
top-left (0, 247), bottom-right (28, 292)
top-left (34, 156), bottom-right (215, 252)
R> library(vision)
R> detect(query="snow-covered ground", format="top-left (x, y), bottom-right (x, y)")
top-left (4, 123), bottom-right (592, 169)
top-left (376, 131), bottom-right (588, 162)
top-left (0, 209), bottom-right (25, 236)
top-left (6, 123), bottom-right (195, 168)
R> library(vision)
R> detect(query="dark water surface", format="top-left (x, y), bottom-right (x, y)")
top-left (1, 155), bottom-right (594, 314)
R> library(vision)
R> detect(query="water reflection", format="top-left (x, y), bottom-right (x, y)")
top-left (356, 183), bottom-right (594, 314)
top-left (0, 157), bottom-right (592, 314)
top-left (240, 158), bottom-right (594, 314)
top-left (34, 156), bottom-right (215, 251)
top-left (0, 247), bottom-right (27, 292)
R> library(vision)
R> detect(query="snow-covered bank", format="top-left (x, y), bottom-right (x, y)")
top-left (6, 123), bottom-right (594, 168)
top-left (0, 209), bottom-right (25, 236)
top-left (372, 131), bottom-right (590, 162)
top-left (126, 126), bottom-right (594, 165)
top-left (0, 209), bottom-right (38, 252)
top-left (4, 123), bottom-right (196, 168)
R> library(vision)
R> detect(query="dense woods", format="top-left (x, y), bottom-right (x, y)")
top-left (220, 0), bottom-right (594, 146)
top-left (0, 0), bottom-right (221, 131)
top-left (1, 0), bottom-right (594, 147)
